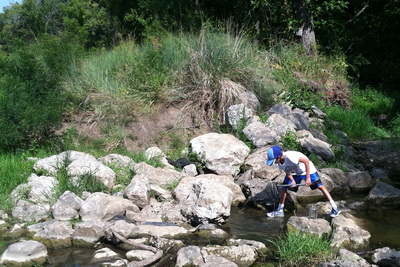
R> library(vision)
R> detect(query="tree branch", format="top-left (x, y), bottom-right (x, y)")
top-left (347, 1), bottom-right (370, 23)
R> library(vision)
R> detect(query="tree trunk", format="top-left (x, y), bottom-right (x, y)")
top-left (292, 0), bottom-right (317, 56)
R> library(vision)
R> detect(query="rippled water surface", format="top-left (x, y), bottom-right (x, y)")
top-left (1, 205), bottom-right (400, 266)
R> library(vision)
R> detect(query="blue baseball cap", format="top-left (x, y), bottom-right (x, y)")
top-left (266, 146), bottom-right (282, 166)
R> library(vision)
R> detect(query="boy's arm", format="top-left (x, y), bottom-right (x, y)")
top-left (286, 174), bottom-right (296, 186)
top-left (298, 157), bottom-right (311, 186)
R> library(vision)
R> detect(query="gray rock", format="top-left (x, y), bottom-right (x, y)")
top-left (243, 121), bottom-right (279, 147)
top-left (126, 249), bottom-right (155, 261)
top-left (243, 147), bottom-right (283, 181)
top-left (181, 179), bottom-right (233, 225)
top-left (0, 240), bottom-right (47, 267)
top-left (331, 213), bottom-right (371, 250)
top-left (124, 175), bottom-right (150, 208)
top-left (176, 246), bottom-right (204, 267)
top-left (371, 247), bottom-right (400, 266)
top-left (347, 171), bottom-right (372, 193)
top-left (133, 221), bottom-right (188, 238)
top-left (296, 130), bottom-right (335, 160)
top-left (226, 104), bottom-right (253, 130)
top-left (11, 199), bottom-right (50, 222)
top-left (29, 220), bottom-right (74, 248)
top-left (133, 161), bottom-right (185, 186)
top-left (51, 191), bottom-right (83, 221)
top-left (368, 181), bottom-right (400, 206)
top-left (80, 192), bottom-right (139, 221)
top-left (174, 174), bottom-right (245, 206)
top-left (73, 220), bottom-right (111, 246)
top-left (265, 113), bottom-right (296, 136)
top-left (189, 133), bottom-right (250, 176)
top-left (287, 216), bottom-right (331, 237)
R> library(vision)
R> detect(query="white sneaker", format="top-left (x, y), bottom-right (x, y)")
top-left (330, 208), bottom-right (341, 217)
top-left (266, 209), bottom-right (284, 217)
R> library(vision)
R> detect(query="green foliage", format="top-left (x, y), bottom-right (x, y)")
top-left (53, 153), bottom-right (107, 199)
top-left (268, 231), bottom-right (335, 266)
top-left (164, 179), bottom-right (181, 192)
top-left (220, 117), bottom-right (255, 150)
top-left (0, 154), bottom-right (35, 212)
top-left (269, 44), bottom-right (348, 110)
top-left (351, 86), bottom-right (394, 117)
top-left (0, 35), bottom-right (83, 152)
top-left (281, 131), bottom-right (302, 152)
top-left (324, 105), bottom-right (389, 140)
top-left (391, 114), bottom-right (400, 136)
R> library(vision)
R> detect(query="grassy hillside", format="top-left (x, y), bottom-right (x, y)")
top-left (0, 28), bottom-right (398, 212)
top-left (58, 29), bottom-right (396, 156)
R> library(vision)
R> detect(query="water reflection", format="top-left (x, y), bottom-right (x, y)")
top-left (222, 206), bottom-right (286, 244)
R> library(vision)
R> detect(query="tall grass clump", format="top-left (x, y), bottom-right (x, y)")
top-left (0, 154), bottom-right (35, 211)
top-left (63, 26), bottom-right (278, 131)
top-left (268, 231), bottom-right (335, 266)
top-left (173, 28), bottom-right (276, 123)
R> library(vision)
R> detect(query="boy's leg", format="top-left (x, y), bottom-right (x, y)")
top-left (266, 188), bottom-right (287, 217)
top-left (317, 184), bottom-right (341, 217)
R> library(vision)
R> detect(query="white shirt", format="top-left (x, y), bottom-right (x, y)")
top-left (278, 151), bottom-right (317, 175)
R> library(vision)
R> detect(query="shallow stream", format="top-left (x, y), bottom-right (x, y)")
top-left (2, 204), bottom-right (400, 266)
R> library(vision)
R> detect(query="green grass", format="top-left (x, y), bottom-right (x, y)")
top-left (324, 105), bottom-right (389, 140)
top-left (0, 154), bottom-right (37, 212)
top-left (351, 86), bottom-right (394, 116)
top-left (268, 43), bottom-right (349, 111)
top-left (267, 231), bottom-right (336, 266)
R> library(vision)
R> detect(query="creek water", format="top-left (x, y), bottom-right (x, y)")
top-left (1, 204), bottom-right (400, 266)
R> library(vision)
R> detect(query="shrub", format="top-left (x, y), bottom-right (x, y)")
top-left (0, 36), bottom-right (83, 152)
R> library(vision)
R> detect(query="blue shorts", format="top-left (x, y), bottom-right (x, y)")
top-left (282, 173), bottom-right (323, 192)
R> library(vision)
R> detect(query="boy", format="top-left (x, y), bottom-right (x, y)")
top-left (266, 146), bottom-right (341, 218)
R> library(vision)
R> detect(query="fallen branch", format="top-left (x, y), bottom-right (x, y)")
top-left (112, 230), bottom-right (163, 267)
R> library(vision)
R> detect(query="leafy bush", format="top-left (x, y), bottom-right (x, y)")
top-left (391, 114), bottom-right (400, 136)
top-left (0, 36), bottom-right (83, 152)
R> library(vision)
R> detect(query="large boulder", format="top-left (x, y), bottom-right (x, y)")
top-left (124, 175), bottom-right (150, 208)
top-left (243, 147), bottom-right (282, 181)
top-left (33, 151), bottom-right (116, 190)
top-left (367, 181), bottom-right (400, 206)
top-left (296, 130), bottom-right (335, 161)
top-left (371, 247), bottom-right (400, 266)
top-left (243, 121), bottom-right (279, 148)
top-left (28, 220), bottom-right (74, 248)
top-left (189, 133), bottom-right (250, 176)
top-left (180, 179), bottom-right (234, 225)
top-left (225, 104), bottom-right (254, 130)
top-left (51, 191), bottom-right (83, 221)
top-left (331, 213), bottom-right (371, 250)
top-left (173, 174), bottom-right (245, 206)
top-left (0, 240), bottom-right (47, 267)
top-left (73, 220), bottom-right (111, 247)
top-left (287, 216), bottom-right (332, 237)
top-left (11, 199), bottom-right (50, 222)
top-left (80, 192), bottom-right (139, 221)
top-left (133, 162), bottom-right (185, 185)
